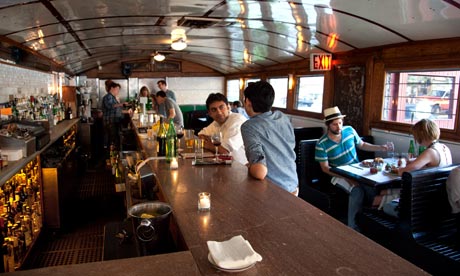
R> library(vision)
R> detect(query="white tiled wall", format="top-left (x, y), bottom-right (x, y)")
top-left (165, 77), bottom-right (225, 105)
top-left (0, 63), bottom-right (52, 103)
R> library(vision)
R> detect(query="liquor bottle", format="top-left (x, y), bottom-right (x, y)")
top-left (114, 158), bottom-right (123, 184)
top-left (157, 117), bottom-right (167, 156)
top-left (65, 104), bottom-right (73, 120)
top-left (166, 118), bottom-right (177, 162)
top-left (408, 139), bottom-right (415, 159)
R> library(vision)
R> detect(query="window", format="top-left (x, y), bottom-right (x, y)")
top-left (268, 77), bottom-right (288, 108)
top-left (382, 70), bottom-right (459, 130)
top-left (245, 78), bottom-right (260, 88)
top-left (294, 75), bottom-right (324, 113)
top-left (226, 79), bottom-right (240, 102)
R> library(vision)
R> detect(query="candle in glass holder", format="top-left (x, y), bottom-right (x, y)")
top-left (170, 157), bottom-right (178, 169)
top-left (198, 192), bottom-right (211, 211)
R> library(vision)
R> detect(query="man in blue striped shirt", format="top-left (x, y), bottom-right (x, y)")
top-left (315, 106), bottom-right (387, 230)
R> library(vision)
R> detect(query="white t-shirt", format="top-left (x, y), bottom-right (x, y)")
top-left (446, 166), bottom-right (460, 214)
top-left (198, 112), bottom-right (248, 165)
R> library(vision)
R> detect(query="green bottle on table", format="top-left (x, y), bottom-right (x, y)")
top-left (166, 118), bottom-right (177, 162)
top-left (418, 145), bottom-right (426, 156)
top-left (408, 139), bottom-right (416, 159)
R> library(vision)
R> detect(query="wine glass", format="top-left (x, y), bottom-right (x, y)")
top-left (210, 131), bottom-right (222, 160)
top-left (175, 125), bottom-right (184, 151)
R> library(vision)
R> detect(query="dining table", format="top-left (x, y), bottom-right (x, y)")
top-left (329, 158), bottom-right (401, 191)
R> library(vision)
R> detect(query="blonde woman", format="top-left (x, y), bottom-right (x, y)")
top-left (397, 118), bottom-right (452, 175)
top-left (383, 119), bottom-right (452, 217)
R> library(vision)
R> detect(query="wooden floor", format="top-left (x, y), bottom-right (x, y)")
top-left (23, 160), bottom-right (125, 270)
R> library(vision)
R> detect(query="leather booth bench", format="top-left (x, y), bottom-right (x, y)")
top-left (357, 164), bottom-right (460, 275)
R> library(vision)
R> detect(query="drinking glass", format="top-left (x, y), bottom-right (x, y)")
top-left (386, 141), bottom-right (395, 162)
top-left (185, 129), bottom-right (195, 150)
top-left (175, 125), bottom-right (184, 150)
top-left (210, 131), bottom-right (222, 160)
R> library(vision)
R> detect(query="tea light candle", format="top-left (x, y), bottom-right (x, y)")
top-left (198, 192), bottom-right (211, 211)
top-left (170, 157), bottom-right (178, 170)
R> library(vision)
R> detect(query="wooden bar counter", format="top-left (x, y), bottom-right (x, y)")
top-left (14, 122), bottom-right (428, 275)
top-left (133, 132), bottom-right (427, 275)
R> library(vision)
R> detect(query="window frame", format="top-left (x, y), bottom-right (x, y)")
top-left (371, 61), bottom-right (460, 141)
top-left (293, 74), bottom-right (325, 114)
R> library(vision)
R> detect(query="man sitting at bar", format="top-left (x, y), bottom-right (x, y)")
top-left (241, 81), bottom-right (298, 195)
top-left (198, 93), bottom-right (248, 164)
top-left (315, 106), bottom-right (387, 231)
top-left (155, 91), bottom-right (184, 127)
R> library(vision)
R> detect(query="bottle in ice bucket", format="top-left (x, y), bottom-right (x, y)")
top-left (166, 118), bottom-right (177, 162)
top-left (408, 139), bottom-right (415, 159)
top-left (157, 117), bottom-right (167, 156)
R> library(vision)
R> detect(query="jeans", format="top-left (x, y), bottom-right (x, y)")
top-left (348, 184), bottom-right (377, 230)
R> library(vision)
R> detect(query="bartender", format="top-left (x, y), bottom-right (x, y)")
top-left (102, 82), bottom-right (125, 150)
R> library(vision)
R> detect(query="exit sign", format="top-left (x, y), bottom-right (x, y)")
top-left (310, 53), bottom-right (332, 71)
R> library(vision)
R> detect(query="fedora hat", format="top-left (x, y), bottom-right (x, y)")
top-left (324, 106), bottom-right (346, 122)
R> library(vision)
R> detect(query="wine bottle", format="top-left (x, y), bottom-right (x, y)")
top-left (157, 117), bottom-right (167, 156)
top-left (65, 104), bottom-right (73, 120)
top-left (166, 118), bottom-right (177, 162)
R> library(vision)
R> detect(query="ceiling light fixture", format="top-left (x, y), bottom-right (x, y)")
top-left (153, 52), bottom-right (165, 62)
top-left (171, 29), bottom-right (187, 51)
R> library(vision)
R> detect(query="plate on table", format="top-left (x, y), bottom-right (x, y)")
top-left (360, 159), bottom-right (374, 167)
top-left (208, 253), bottom-right (256, 273)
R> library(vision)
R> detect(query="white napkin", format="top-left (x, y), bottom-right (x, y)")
top-left (207, 235), bottom-right (262, 269)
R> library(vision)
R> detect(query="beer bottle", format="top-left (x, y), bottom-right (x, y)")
top-left (408, 139), bottom-right (415, 159)
top-left (166, 118), bottom-right (177, 162)
top-left (157, 117), bottom-right (167, 156)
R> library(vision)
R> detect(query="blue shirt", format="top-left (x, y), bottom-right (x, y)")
top-left (315, 126), bottom-right (362, 167)
top-left (241, 110), bottom-right (298, 192)
top-left (102, 93), bottom-right (122, 124)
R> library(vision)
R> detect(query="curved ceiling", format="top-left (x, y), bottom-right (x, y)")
top-left (0, 0), bottom-right (459, 75)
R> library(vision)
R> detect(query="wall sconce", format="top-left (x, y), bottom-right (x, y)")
top-left (239, 78), bottom-right (244, 90)
top-left (288, 74), bottom-right (294, 90)
top-left (171, 29), bottom-right (187, 51)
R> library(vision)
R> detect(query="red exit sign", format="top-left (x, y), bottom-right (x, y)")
top-left (310, 53), bottom-right (332, 71)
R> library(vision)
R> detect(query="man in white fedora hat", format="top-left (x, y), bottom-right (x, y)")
top-left (315, 106), bottom-right (388, 231)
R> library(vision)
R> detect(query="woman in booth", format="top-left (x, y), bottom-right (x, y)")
top-left (383, 118), bottom-right (453, 217)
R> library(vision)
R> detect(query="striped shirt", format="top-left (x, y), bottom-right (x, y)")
top-left (315, 126), bottom-right (362, 167)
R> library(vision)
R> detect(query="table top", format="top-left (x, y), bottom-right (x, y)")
top-left (133, 128), bottom-right (426, 275)
top-left (330, 159), bottom-right (401, 189)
